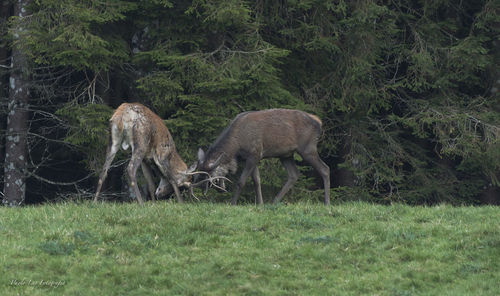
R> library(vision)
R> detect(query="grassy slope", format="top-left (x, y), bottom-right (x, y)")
top-left (0, 201), bottom-right (498, 295)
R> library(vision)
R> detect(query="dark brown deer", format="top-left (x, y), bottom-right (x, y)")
top-left (94, 103), bottom-right (191, 204)
top-left (195, 109), bottom-right (331, 205)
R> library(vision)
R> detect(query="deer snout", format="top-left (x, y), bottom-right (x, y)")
top-left (155, 178), bottom-right (171, 198)
top-left (191, 172), bottom-right (203, 184)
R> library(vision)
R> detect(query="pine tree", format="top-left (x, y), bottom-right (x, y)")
top-left (1, 0), bottom-right (498, 204)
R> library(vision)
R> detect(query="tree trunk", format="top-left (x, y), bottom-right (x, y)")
top-left (3, 0), bottom-right (31, 206)
top-left (0, 1), bottom-right (12, 192)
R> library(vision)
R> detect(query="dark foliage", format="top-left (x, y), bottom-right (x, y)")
top-left (1, 0), bottom-right (499, 204)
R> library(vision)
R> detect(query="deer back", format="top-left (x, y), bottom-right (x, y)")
top-left (111, 103), bottom-right (172, 156)
top-left (211, 109), bottom-right (321, 159)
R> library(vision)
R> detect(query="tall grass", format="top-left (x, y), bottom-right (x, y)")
top-left (1, 201), bottom-right (498, 295)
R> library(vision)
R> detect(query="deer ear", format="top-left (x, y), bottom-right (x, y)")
top-left (197, 148), bottom-right (205, 162)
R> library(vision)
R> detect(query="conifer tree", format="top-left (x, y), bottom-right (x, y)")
top-left (1, 0), bottom-right (498, 204)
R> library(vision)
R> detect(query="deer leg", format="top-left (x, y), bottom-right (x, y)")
top-left (94, 140), bottom-right (120, 202)
top-left (127, 152), bottom-right (146, 204)
top-left (203, 182), bottom-right (209, 197)
top-left (251, 166), bottom-right (263, 205)
top-left (231, 158), bottom-right (258, 205)
top-left (141, 162), bottom-right (156, 201)
top-left (273, 157), bottom-right (300, 204)
top-left (152, 158), bottom-right (183, 203)
top-left (299, 151), bottom-right (330, 205)
top-left (170, 181), bottom-right (184, 203)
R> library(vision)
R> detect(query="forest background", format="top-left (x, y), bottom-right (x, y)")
top-left (0, 0), bottom-right (499, 206)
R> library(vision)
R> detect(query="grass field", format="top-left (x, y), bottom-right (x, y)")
top-left (0, 201), bottom-right (498, 295)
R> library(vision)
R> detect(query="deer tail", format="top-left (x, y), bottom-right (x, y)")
top-left (306, 113), bottom-right (322, 127)
top-left (109, 111), bottom-right (128, 150)
top-left (305, 113), bottom-right (323, 136)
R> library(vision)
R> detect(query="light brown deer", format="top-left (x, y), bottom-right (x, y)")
top-left (194, 109), bottom-right (331, 205)
top-left (94, 103), bottom-right (191, 204)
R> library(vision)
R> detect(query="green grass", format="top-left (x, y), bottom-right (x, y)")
top-left (0, 201), bottom-right (499, 295)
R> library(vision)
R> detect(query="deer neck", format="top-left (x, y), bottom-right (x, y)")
top-left (170, 151), bottom-right (188, 174)
top-left (206, 145), bottom-right (237, 175)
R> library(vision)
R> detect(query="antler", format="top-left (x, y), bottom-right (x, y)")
top-left (187, 175), bottom-right (232, 200)
top-left (184, 170), bottom-right (232, 200)
top-left (185, 170), bottom-right (232, 191)
top-left (184, 171), bottom-right (211, 177)
top-left (190, 175), bottom-right (232, 192)
top-left (188, 186), bottom-right (200, 201)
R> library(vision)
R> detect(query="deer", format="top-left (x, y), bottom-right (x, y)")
top-left (94, 103), bottom-right (192, 204)
top-left (194, 108), bottom-right (331, 205)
